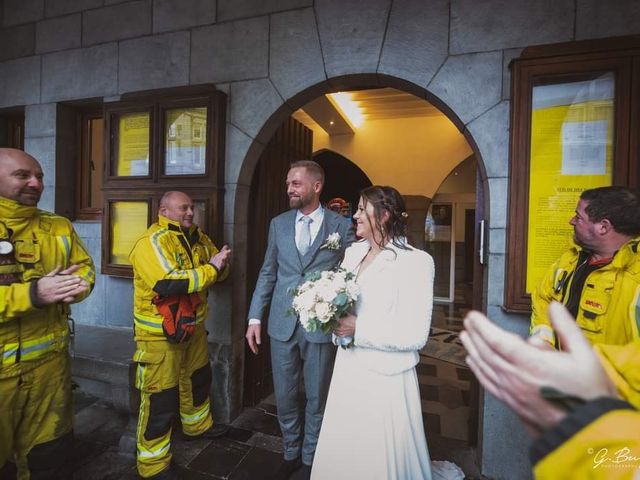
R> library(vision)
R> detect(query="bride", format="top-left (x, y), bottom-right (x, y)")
top-left (311, 186), bottom-right (434, 480)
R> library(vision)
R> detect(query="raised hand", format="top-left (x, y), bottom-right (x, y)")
top-left (460, 301), bottom-right (617, 437)
top-left (210, 245), bottom-right (231, 271)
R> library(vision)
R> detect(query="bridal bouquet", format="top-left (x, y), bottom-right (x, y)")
top-left (291, 268), bottom-right (360, 348)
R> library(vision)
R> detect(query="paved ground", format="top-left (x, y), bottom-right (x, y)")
top-left (69, 387), bottom-right (487, 480)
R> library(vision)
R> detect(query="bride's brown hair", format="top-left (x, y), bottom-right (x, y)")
top-left (360, 185), bottom-right (410, 251)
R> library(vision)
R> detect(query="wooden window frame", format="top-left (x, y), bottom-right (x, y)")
top-left (76, 107), bottom-right (104, 221)
top-left (101, 86), bottom-right (226, 277)
top-left (504, 35), bottom-right (640, 312)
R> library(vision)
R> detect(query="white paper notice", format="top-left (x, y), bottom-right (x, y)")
top-left (561, 120), bottom-right (608, 175)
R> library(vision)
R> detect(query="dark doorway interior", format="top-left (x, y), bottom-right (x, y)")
top-left (244, 117), bottom-right (313, 406)
top-left (314, 150), bottom-right (372, 215)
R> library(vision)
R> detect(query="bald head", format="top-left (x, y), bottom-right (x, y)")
top-left (0, 148), bottom-right (44, 206)
top-left (159, 191), bottom-right (195, 229)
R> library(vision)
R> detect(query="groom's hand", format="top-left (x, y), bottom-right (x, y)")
top-left (246, 324), bottom-right (262, 354)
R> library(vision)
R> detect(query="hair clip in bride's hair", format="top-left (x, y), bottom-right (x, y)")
top-left (401, 212), bottom-right (409, 219)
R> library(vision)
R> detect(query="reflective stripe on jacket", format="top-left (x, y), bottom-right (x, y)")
top-left (0, 196), bottom-right (95, 378)
top-left (530, 238), bottom-right (640, 347)
top-left (129, 215), bottom-right (229, 341)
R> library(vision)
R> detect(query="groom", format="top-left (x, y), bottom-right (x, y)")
top-left (246, 160), bottom-right (354, 479)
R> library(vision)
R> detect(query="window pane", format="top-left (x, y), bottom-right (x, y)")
top-left (113, 112), bottom-right (150, 176)
top-left (425, 204), bottom-right (453, 299)
top-left (89, 118), bottom-right (104, 208)
top-left (110, 201), bottom-right (148, 265)
top-left (164, 107), bottom-right (207, 175)
top-left (525, 73), bottom-right (614, 293)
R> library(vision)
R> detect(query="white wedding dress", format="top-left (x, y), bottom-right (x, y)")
top-left (311, 241), bottom-right (434, 480)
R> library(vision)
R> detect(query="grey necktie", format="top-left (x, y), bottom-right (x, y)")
top-left (298, 216), bottom-right (313, 256)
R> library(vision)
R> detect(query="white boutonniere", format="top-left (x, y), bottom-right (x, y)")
top-left (320, 232), bottom-right (341, 251)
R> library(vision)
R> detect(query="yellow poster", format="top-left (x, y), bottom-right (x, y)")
top-left (117, 113), bottom-right (150, 176)
top-left (110, 201), bottom-right (148, 265)
top-left (526, 98), bottom-right (613, 293)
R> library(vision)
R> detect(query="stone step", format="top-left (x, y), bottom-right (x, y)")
top-left (71, 323), bottom-right (137, 414)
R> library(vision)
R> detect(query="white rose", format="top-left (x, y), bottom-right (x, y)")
top-left (314, 301), bottom-right (335, 323)
top-left (346, 281), bottom-right (360, 300)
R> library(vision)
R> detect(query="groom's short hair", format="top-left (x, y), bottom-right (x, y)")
top-left (290, 160), bottom-right (325, 185)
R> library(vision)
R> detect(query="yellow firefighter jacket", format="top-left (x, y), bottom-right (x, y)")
top-left (530, 238), bottom-right (640, 347)
top-left (0, 196), bottom-right (95, 379)
top-left (129, 215), bottom-right (229, 341)
top-left (533, 340), bottom-right (640, 479)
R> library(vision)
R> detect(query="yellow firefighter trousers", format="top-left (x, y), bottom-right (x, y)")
top-left (134, 326), bottom-right (214, 478)
top-left (0, 351), bottom-right (73, 480)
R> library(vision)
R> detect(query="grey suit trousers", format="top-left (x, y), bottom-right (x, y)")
top-left (270, 323), bottom-right (336, 465)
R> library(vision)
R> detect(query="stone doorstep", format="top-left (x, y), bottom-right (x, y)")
top-left (70, 324), bottom-right (137, 414)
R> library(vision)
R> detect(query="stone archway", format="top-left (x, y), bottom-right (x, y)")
top-left (223, 71), bottom-right (498, 467)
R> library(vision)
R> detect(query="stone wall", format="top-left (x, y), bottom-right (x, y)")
top-left (2, 0), bottom-right (640, 477)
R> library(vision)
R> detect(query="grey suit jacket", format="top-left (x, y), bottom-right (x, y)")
top-left (248, 208), bottom-right (355, 343)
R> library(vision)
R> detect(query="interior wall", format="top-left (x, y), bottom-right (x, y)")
top-left (310, 115), bottom-right (473, 198)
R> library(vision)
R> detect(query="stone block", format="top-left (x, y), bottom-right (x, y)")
top-left (229, 78), bottom-right (288, 143)
top-left (0, 24), bottom-right (35, 61)
top-left (191, 17), bottom-right (268, 84)
top-left (428, 51), bottom-right (502, 126)
top-left (24, 136), bottom-right (56, 173)
top-left (38, 186), bottom-right (56, 212)
top-left (378, 0), bottom-right (448, 89)
top-left (225, 124), bottom-right (253, 185)
top-left (153, 0), bottom-right (216, 33)
top-left (488, 228), bottom-right (505, 255)
top-left (206, 283), bottom-right (233, 343)
top-left (0, 56), bottom-right (40, 108)
top-left (486, 253), bottom-right (505, 307)
top-left (487, 176), bottom-right (508, 229)
top-left (45, 0), bottom-right (103, 17)
top-left (224, 183), bottom-right (250, 227)
top-left (42, 43), bottom-right (118, 102)
top-left (71, 273), bottom-right (107, 325)
top-left (502, 48), bottom-right (523, 100)
top-left (315, 0), bottom-right (390, 77)
top-left (36, 14), bottom-right (81, 53)
top-left (118, 31), bottom-right (189, 94)
top-left (576, 0), bottom-right (640, 39)
top-left (450, 0), bottom-right (573, 54)
top-left (269, 8), bottom-right (326, 102)
top-left (466, 101), bottom-right (509, 179)
top-left (481, 391), bottom-right (531, 479)
top-left (25, 103), bottom-right (57, 138)
top-left (82, 0), bottom-right (151, 46)
top-left (3, 0), bottom-right (43, 26)
top-left (486, 305), bottom-right (530, 336)
top-left (104, 276), bottom-right (134, 327)
top-left (217, 0), bottom-right (311, 21)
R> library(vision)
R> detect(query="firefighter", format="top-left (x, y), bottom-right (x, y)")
top-left (0, 148), bottom-right (95, 479)
top-left (129, 191), bottom-right (231, 479)
top-left (530, 186), bottom-right (640, 348)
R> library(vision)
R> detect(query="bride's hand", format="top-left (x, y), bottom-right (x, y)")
top-left (334, 314), bottom-right (356, 337)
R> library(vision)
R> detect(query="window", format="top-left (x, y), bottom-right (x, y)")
top-left (0, 108), bottom-right (24, 149)
top-left (77, 108), bottom-right (105, 220)
top-left (504, 36), bottom-right (640, 312)
top-left (101, 87), bottom-right (226, 277)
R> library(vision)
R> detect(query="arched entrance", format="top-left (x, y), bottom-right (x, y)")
top-left (231, 74), bottom-right (489, 473)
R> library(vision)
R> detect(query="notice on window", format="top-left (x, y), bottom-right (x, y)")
top-left (116, 113), bottom-right (150, 176)
top-left (110, 201), bottom-right (148, 265)
top-left (561, 120), bottom-right (608, 175)
top-left (525, 89), bottom-right (613, 294)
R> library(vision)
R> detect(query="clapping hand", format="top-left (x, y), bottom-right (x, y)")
top-left (210, 245), bottom-right (231, 271)
top-left (36, 264), bottom-right (90, 306)
top-left (460, 302), bottom-right (618, 437)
